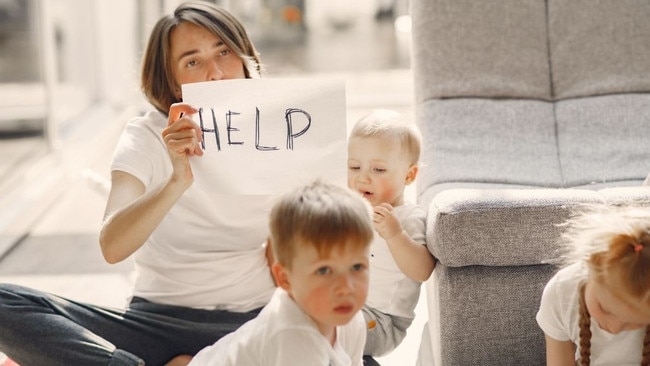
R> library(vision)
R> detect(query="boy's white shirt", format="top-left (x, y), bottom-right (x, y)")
top-left (366, 202), bottom-right (426, 319)
top-left (189, 288), bottom-right (366, 366)
top-left (536, 261), bottom-right (646, 365)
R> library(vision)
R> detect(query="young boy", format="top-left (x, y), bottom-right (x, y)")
top-left (188, 180), bottom-right (374, 366)
top-left (347, 109), bottom-right (436, 357)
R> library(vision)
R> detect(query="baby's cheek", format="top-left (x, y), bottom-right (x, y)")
top-left (382, 183), bottom-right (400, 200)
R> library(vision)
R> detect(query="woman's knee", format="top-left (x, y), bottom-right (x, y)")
top-left (0, 283), bottom-right (46, 312)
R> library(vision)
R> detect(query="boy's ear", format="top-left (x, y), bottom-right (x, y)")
top-left (265, 237), bottom-right (275, 266)
top-left (405, 164), bottom-right (418, 185)
top-left (271, 262), bottom-right (291, 291)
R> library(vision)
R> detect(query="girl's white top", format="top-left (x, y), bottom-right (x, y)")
top-left (537, 261), bottom-right (646, 365)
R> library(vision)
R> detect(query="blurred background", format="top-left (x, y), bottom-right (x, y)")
top-left (0, 0), bottom-right (412, 252)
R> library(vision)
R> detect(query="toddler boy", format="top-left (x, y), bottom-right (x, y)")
top-left (189, 180), bottom-right (374, 366)
top-left (347, 109), bottom-right (436, 357)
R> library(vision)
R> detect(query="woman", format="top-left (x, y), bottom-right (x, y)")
top-left (0, 2), bottom-right (275, 365)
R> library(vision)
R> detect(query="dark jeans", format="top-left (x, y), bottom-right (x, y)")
top-left (363, 355), bottom-right (381, 365)
top-left (0, 283), bottom-right (260, 366)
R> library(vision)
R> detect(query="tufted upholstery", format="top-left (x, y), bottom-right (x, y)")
top-left (411, 0), bottom-right (650, 365)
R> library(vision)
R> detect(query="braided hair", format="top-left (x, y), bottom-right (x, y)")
top-left (577, 280), bottom-right (650, 365)
top-left (569, 204), bottom-right (650, 365)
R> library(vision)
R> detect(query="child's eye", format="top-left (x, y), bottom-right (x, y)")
top-left (219, 49), bottom-right (231, 56)
top-left (373, 167), bottom-right (386, 173)
top-left (316, 267), bottom-right (331, 275)
top-left (348, 166), bottom-right (360, 170)
top-left (352, 263), bottom-right (366, 272)
top-left (186, 59), bottom-right (198, 68)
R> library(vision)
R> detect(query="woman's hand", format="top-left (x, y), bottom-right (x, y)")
top-left (162, 103), bottom-right (203, 189)
top-left (100, 103), bottom-right (204, 264)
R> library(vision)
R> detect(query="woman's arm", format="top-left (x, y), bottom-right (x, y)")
top-left (374, 203), bottom-right (435, 282)
top-left (544, 333), bottom-right (576, 366)
top-left (99, 170), bottom-right (188, 263)
top-left (99, 103), bottom-right (202, 264)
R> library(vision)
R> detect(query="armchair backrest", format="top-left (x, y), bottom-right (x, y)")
top-left (412, 0), bottom-right (650, 198)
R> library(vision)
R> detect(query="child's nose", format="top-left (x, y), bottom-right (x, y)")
top-left (356, 170), bottom-right (370, 183)
top-left (335, 274), bottom-right (354, 294)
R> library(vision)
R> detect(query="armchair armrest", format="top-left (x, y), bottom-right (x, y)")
top-left (426, 188), bottom-right (603, 267)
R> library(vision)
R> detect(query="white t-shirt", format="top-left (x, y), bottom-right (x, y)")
top-left (111, 111), bottom-right (275, 311)
top-left (366, 202), bottom-right (426, 319)
top-left (189, 288), bottom-right (366, 366)
top-left (536, 261), bottom-right (646, 365)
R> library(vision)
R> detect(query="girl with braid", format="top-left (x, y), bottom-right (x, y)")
top-left (536, 204), bottom-right (650, 365)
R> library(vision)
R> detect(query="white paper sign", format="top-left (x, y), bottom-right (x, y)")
top-left (182, 78), bottom-right (347, 195)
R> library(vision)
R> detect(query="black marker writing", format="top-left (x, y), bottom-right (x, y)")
top-left (226, 111), bottom-right (243, 146)
top-left (197, 107), bottom-right (312, 151)
top-left (285, 108), bottom-right (311, 150)
top-left (198, 108), bottom-right (221, 151)
top-left (255, 107), bottom-right (278, 151)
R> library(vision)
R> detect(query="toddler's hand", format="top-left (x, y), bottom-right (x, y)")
top-left (373, 203), bottom-right (402, 240)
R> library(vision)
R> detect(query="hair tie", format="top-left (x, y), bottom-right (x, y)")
top-left (633, 243), bottom-right (644, 253)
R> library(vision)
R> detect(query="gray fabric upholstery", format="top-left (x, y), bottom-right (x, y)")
top-left (418, 99), bottom-right (560, 188)
top-left (427, 189), bottom-right (602, 267)
top-left (431, 265), bottom-right (555, 366)
top-left (418, 182), bottom-right (543, 211)
top-left (557, 94), bottom-right (650, 186)
top-left (549, 0), bottom-right (650, 99)
top-left (411, 0), bottom-right (551, 101)
top-left (412, 0), bottom-right (650, 365)
top-left (598, 186), bottom-right (650, 205)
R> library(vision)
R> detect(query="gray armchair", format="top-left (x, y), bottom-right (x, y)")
top-left (411, 1), bottom-right (650, 365)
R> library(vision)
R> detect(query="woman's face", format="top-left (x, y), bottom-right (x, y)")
top-left (170, 22), bottom-right (246, 99)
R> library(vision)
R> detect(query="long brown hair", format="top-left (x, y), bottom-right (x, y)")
top-left (141, 1), bottom-right (261, 114)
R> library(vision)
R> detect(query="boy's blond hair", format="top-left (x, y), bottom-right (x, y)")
top-left (349, 109), bottom-right (422, 165)
top-left (269, 180), bottom-right (374, 269)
